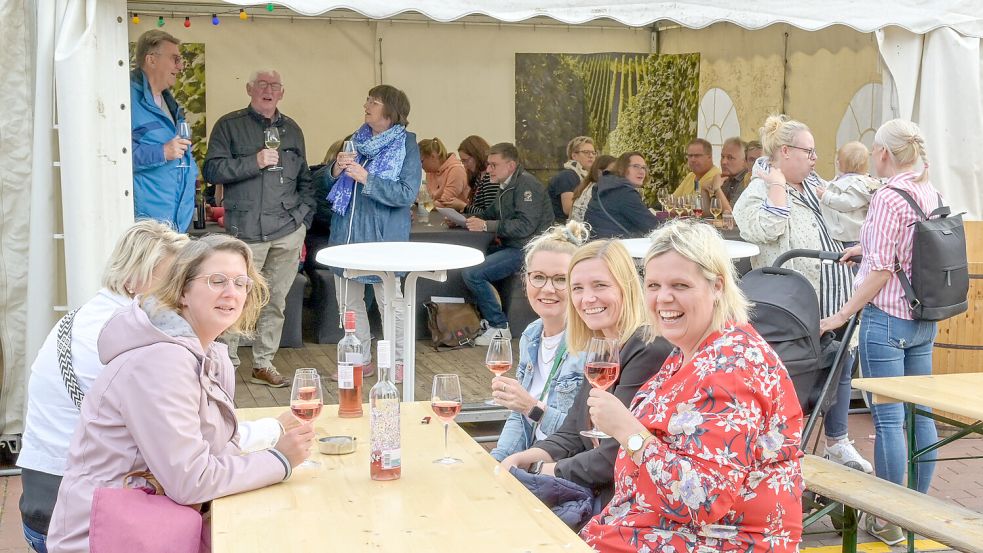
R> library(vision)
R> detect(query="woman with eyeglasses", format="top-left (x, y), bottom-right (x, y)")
top-left (732, 115), bottom-right (869, 476)
top-left (584, 152), bottom-right (660, 239)
top-left (548, 136), bottom-right (597, 223)
top-left (46, 235), bottom-right (315, 553)
top-left (490, 221), bottom-right (590, 461)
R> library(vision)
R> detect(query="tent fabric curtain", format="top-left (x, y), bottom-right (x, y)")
top-left (219, 0), bottom-right (983, 37)
top-left (0, 0), bottom-right (36, 438)
top-left (1, 0), bottom-right (133, 436)
top-left (878, 27), bottom-right (983, 220)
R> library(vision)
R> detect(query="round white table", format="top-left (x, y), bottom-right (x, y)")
top-left (316, 242), bottom-right (484, 401)
top-left (619, 238), bottom-right (760, 260)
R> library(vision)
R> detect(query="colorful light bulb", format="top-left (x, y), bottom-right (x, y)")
top-left (157, 16), bottom-right (165, 27)
top-left (184, 16), bottom-right (191, 28)
top-left (212, 14), bottom-right (219, 25)
top-left (266, 3), bottom-right (275, 12)
top-left (239, 9), bottom-right (248, 20)
top-left (131, 13), bottom-right (140, 24)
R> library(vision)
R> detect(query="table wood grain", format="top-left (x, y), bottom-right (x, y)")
top-left (212, 403), bottom-right (592, 552)
top-left (852, 372), bottom-right (983, 422)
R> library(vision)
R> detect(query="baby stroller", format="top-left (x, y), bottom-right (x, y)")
top-left (738, 249), bottom-right (860, 450)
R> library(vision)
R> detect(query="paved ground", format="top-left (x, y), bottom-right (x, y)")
top-left (2, 340), bottom-right (979, 552)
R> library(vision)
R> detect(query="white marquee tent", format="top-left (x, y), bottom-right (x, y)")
top-left (1, 0), bottom-right (981, 438)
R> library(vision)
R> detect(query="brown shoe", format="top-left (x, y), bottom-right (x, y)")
top-left (251, 366), bottom-right (288, 388)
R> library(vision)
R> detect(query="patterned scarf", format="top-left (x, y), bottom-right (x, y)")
top-left (327, 123), bottom-right (407, 215)
top-left (563, 159), bottom-right (588, 180)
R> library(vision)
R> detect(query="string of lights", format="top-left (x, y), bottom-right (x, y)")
top-left (130, 3), bottom-right (277, 27)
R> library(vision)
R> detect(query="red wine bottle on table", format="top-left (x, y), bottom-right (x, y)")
top-left (370, 340), bottom-right (401, 481)
top-left (337, 310), bottom-right (364, 418)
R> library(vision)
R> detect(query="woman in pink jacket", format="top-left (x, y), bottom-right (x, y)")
top-left (419, 137), bottom-right (469, 206)
top-left (46, 235), bottom-right (315, 553)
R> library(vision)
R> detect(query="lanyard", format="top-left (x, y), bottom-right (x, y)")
top-left (536, 340), bottom-right (567, 403)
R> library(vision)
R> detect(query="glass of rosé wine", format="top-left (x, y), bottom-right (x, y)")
top-left (580, 337), bottom-right (621, 439)
top-left (484, 331), bottom-right (512, 405)
top-left (290, 368), bottom-right (323, 468)
top-left (431, 374), bottom-right (463, 465)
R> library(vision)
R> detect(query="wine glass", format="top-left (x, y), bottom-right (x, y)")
top-left (290, 368), bottom-right (323, 468)
top-left (264, 126), bottom-right (282, 172)
top-left (485, 331), bottom-right (512, 405)
top-left (709, 197), bottom-right (723, 224)
top-left (673, 196), bottom-right (686, 219)
top-left (681, 194), bottom-right (694, 218)
top-left (176, 120), bottom-right (191, 168)
top-left (431, 374), bottom-right (463, 465)
top-left (418, 188), bottom-right (435, 226)
top-left (691, 194), bottom-right (704, 218)
top-left (341, 140), bottom-right (356, 162)
top-left (580, 337), bottom-right (621, 439)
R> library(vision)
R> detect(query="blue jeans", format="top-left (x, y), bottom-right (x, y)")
top-left (822, 348), bottom-right (855, 440)
top-left (462, 246), bottom-right (524, 328)
top-left (23, 523), bottom-right (47, 553)
top-left (859, 304), bottom-right (938, 493)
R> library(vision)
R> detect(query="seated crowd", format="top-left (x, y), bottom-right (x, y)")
top-left (17, 27), bottom-right (944, 553)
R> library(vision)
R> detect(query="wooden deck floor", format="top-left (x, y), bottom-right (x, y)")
top-left (233, 340), bottom-right (504, 409)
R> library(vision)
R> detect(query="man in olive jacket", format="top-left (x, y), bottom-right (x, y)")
top-left (203, 69), bottom-right (315, 387)
top-left (464, 142), bottom-right (553, 345)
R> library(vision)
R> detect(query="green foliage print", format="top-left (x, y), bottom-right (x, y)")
top-left (129, 43), bottom-right (207, 167)
top-left (607, 53), bottom-right (700, 207)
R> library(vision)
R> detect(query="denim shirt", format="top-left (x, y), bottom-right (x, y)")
top-left (491, 319), bottom-right (585, 461)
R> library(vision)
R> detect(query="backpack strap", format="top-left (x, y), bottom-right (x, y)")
top-left (56, 309), bottom-right (86, 410)
top-left (887, 187), bottom-right (928, 220)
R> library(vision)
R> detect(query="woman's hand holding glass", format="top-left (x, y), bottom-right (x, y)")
top-left (585, 388), bottom-right (646, 444)
top-left (273, 422), bottom-right (316, 468)
top-left (491, 375), bottom-right (536, 414)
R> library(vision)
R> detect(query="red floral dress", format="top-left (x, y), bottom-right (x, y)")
top-left (580, 323), bottom-right (803, 552)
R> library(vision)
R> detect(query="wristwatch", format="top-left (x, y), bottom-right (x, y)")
top-left (528, 402), bottom-right (546, 423)
top-left (625, 431), bottom-right (653, 457)
top-left (528, 460), bottom-right (545, 475)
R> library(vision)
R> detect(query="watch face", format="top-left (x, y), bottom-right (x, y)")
top-left (628, 434), bottom-right (644, 452)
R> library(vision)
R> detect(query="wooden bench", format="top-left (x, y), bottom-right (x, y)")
top-left (802, 454), bottom-right (983, 553)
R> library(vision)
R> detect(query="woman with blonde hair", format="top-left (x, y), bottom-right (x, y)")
top-left (570, 154), bottom-right (616, 223)
top-left (733, 115), bottom-right (869, 474)
top-left (549, 136), bottom-right (596, 223)
top-left (46, 235), bottom-right (315, 553)
top-left (490, 221), bottom-right (590, 461)
top-left (819, 119), bottom-right (941, 546)
top-left (19, 220), bottom-right (189, 552)
top-left (419, 136), bottom-right (469, 206)
top-left (500, 240), bottom-right (672, 510)
top-left (582, 219), bottom-right (803, 552)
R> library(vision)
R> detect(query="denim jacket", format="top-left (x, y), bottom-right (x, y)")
top-left (491, 319), bottom-right (584, 461)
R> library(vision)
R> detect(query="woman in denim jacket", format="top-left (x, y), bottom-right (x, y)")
top-left (490, 221), bottom-right (590, 461)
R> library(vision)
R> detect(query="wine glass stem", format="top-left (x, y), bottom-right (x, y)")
top-left (443, 423), bottom-right (450, 458)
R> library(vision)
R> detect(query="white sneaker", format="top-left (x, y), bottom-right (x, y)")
top-left (825, 437), bottom-right (874, 473)
top-left (475, 325), bottom-right (510, 346)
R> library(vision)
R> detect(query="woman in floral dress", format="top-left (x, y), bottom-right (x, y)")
top-left (581, 219), bottom-right (803, 552)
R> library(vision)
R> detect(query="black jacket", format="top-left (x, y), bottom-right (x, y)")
top-left (584, 174), bottom-right (660, 239)
top-left (203, 106), bottom-right (315, 242)
top-left (480, 165), bottom-right (553, 249)
top-left (534, 328), bottom-right (674, 506)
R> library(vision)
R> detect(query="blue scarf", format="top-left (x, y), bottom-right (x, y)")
top-left (327, 123), bottom-right (407, 215)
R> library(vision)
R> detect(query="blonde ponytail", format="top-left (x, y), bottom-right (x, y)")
top-left (873, 119), bottom-right (929, 182)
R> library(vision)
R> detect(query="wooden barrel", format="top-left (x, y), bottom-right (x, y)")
top-left (932, 220), bottom-right (983, 428)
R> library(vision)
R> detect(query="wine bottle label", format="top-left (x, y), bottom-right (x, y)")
top-left (338, 363), bottom-right (354, 389)
top-left (345, 352), bottom-right (362, 365)
top-left (382, 448), bottom-right (401, 470)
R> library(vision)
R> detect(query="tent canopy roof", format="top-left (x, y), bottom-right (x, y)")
top-left (215, 0), bottom-right (983, 36)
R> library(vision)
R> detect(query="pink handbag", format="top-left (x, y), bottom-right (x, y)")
top-left (89, 471), bottom-right (205, 553)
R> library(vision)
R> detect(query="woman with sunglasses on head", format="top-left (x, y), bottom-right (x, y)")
top-left (584, 152), bottom-right (660, 239)
top-left (500, 240), bottom-right (672, 510)
top-left (733, 115), bottom-right (870, 476)
top-left (490, 221), bottom-right (590, 461)
top-left (549, 136), bottom-right (597, 223)
top-left (46, 235), bottom-right (315, 553)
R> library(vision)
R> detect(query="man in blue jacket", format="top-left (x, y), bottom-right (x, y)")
top-left (130, 30), bottom-right (197, 231)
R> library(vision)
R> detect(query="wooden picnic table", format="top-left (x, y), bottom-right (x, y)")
top-left (852, 372), bottom-right (983, 552)
top-left (211, 403), bottom-right (592, 552)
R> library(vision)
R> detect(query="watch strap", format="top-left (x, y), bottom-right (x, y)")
top-left (528, 460), bottom-right (544, 475)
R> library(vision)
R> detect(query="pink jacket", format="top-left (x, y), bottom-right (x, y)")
top-left (47, 299), bottom-right (289, 553)
top-left (425, 153), bottom-right (469, 204)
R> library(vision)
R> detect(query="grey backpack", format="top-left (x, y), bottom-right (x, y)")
top-left (889, 188), bottom-right (968, 321)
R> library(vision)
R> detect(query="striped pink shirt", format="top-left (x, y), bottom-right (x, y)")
top-left (855, 171), bottom-right (942, 319)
